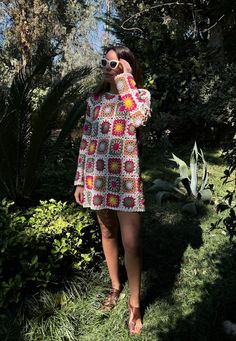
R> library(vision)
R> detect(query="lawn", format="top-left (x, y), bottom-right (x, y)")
top-left (2, 142), bottom-right (236, 341)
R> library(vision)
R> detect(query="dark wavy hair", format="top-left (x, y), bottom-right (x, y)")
top-left (94, 45), bottom-right (143, 96)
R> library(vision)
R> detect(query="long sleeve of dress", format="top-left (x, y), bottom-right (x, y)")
top-left (74, 100), bottom-right (92, 186)
top-left (114, 72), bottom-right (151, 128)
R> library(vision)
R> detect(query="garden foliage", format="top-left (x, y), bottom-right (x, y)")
top-left (0, 53), bottom-right (90, 202)
top-left (0, 198), bottom-right (101, 309)
top-left (109, 0), bottom-right (236, 145)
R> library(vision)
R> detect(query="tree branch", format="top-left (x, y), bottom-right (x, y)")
top-left (121, 2), bottom-right (194, 32)
top-left (120, 1), bottom-right (226, 35)
top-left (200, 14), bottom-right (225, 33)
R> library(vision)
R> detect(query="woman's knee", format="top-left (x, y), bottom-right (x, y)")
top-left (123, 241), bottom-right (141, 254)
top-left (122, 228), bottom-right (141, 254)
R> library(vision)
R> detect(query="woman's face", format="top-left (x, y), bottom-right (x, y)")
top-left (102, 49), bottom-right (122, 82)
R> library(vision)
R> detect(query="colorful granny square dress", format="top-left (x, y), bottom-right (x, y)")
top-left (74, 72), bottom-right (151, 212)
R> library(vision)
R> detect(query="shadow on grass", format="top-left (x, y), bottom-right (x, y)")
top-left (145, 242), bottom-right (236, 341)
top-left (203, 149), bottom-right (226, 166)
top-left (141, 215), bottom-right (203, 307)
top-left (135, 142), bottom-right (235, 340)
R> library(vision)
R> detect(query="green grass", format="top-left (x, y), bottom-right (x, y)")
top-left (2, 143), bottom-right (236, 341)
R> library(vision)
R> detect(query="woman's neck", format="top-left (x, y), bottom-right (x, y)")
top-left (108, 82), bottom-right (118, 94)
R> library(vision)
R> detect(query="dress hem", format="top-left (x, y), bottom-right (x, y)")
top-left (82, 204), bottom-right (145, 212)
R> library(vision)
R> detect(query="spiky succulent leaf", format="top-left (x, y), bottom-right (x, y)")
top-left (174, 177), bottom-right (182, 187)
top-left (148, 178), bottom-right (186, 196)
top-left (199, 148), bottom-right (209, 192)
top-left (198, 188), bottom-right (212, 202)
top-left (149, 179), bottom-right (176, 192)
top-left (181, 178), bottom-right (192, 196)
top-left (169, 153), bottom-right (189, 179)
top-left (156, 191), bottom-right (174, 205)
top-left (190, 141), bottom-right (198, 196)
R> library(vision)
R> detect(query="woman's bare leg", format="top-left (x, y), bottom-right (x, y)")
top-left (116, 211), bottom-right (142, 334)
top-left (96, 209), bottom-right (121, 291)
top-left (116, 211), bottom-right (142, 307)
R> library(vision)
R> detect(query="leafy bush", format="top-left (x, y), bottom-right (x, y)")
top-left (211, 157), bottom-right (236, 242)
top-left (0, 198), bottom-right (101, 309)
top-left (34, 138), bottom-right (82, 202)
top-left (210, 95), bottom-right (236, 242)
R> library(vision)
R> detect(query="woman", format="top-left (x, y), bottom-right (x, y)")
top-left (74, 45), bottom-right (151, 336)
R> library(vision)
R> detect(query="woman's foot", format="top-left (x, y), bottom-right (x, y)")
top-left (101, 287), bottom-right (121, 312)
top-left (128, 299), bottom-right (143, 336)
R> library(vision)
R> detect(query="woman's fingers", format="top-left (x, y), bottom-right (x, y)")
top-left (78, 189), bottom-right (84, 204)
top-left (119, 59), bottom-right (132, 73)
top-left (74, 187), bottom-right (84, 205)
top-left (74, 192), bottom-right (80, 204)
top-left (118, 61), bottom-right (124, 72)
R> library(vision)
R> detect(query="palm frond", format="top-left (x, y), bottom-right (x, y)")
top-left (49, 98), bottom-right (87, 161)
top-left (0, 66), bottom-right (33, 199)
top-left (0, 88), bottom-right (7, 123)
top-left (22, 67), bottom-right (90, 196)
top-left (0, 53), bottom-right (53, 199)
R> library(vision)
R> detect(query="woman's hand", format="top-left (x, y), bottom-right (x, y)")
top-left (118, 58), bottom-right (132, 74)
top-left (74, 185), bottom-right (84, 205)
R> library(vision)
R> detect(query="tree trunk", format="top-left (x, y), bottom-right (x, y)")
top-left (19, 0), bottom-right (32, 67)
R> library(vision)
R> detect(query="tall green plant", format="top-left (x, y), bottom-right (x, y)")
top-left (0, 53), bottom-right (90, 201)
top-left (148, 142), bottom-right (213, 214)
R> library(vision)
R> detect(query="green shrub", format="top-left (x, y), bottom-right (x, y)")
top-left (33, 138), bottom-right (82, 202)
top-left (210, 99), bottom-right (236, 242)
top-left (0, 198), bottom-right (101, 309)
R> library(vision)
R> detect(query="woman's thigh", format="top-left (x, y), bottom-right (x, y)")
top-left (96, 209), bottom-right (120, 238)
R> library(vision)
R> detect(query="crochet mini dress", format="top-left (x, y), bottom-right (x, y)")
top-left (74, 72), bottom-right (151, 212)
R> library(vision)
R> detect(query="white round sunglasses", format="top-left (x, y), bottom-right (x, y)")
top-left (100, 58), bottom-right (119, 69)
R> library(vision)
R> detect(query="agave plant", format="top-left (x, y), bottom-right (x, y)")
top-left (0, 53), bottom-right (91, 202)
top-left (148, 142), bottom-right (213, 214)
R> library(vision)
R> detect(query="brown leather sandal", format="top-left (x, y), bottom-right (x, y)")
top-left (128, 299), bottom-right (143, 336)
top-left (101, 288), bottom-right (121, 312)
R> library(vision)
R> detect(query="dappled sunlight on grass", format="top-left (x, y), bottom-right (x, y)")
top-left (137, 143), bottom-right (235, 340)
top-left (4, 143), bottom-right (234, 341)
top-left (142, 167), bottom-right (178, 184)
top-left (204, 148), bottom-right (226, 165)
